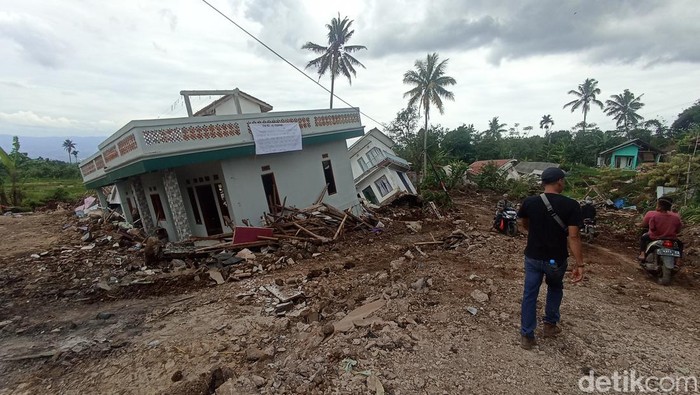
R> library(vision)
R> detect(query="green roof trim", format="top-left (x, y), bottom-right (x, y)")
top-left (84, 128), bottom-right (363, 189)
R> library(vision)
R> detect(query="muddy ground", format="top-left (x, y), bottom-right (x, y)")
top-left (1, 193), bottom-right (699, 395)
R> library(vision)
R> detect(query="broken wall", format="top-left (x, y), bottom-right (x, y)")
top-left (220, 140), bottom-right (359, 226)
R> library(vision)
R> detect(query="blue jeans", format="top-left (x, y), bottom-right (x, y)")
top-left (520, 256), bottom-right (568, 338)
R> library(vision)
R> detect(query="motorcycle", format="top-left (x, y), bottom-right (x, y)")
top-left (581, 218), bottom-right (597, 243)
top-left (494, 208), bottom-right (518, 237)
top-left (640, 239), bottom-right (682, 285)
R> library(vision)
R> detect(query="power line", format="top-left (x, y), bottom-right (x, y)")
top-left (200, 0), bottom-right (386, 129)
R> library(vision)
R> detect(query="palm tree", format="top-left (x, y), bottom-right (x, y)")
top-left (403, 52), bottom-right (456, 180)
top-left (302, 14), bottom-right (367, 109)
top-left (486, 116), bottom-right (507, 139)
top-left (604, 89), bottom-right (645, 137)
top-left (540, 114), bottom-right (554, 144)
top-left (62, 139), bottom-right (75, 164)
top-left (72, 150), bottom-right (79, 163)
top-left (563, 78), bottom-right (604, 134)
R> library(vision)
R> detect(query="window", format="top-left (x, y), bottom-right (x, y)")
top-left (187, 187), bottom-right (202, 224)
top-left (358, 157), bottom-right (369, 172)
top-left (322, 160), bottom-right (337, 195)
top-left (366, 147), bottom-right (384, 166)
top-left (374, 175), bottom-right (393, 197)
top-left (150, 194), bottom-right (166, 221)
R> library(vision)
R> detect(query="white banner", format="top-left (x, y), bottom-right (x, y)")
top-left (250, 122), bottom-right (303, 155)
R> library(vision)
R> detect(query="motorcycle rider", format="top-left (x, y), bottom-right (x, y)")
top-left (638, 196), bottom-right (683, 261)
top-left (581, 198), bottom-right (596, 225)
top-left (494, 193), bottom-right (513, 231)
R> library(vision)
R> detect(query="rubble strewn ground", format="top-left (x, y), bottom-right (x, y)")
top-left (1, 193), bottom-right (699, 394)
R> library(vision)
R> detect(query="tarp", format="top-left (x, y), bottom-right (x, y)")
top-left (250, 122), bottom-right (302, 155)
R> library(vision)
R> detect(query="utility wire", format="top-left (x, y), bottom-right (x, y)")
top-left (200, 0), bottom-right (386, 129)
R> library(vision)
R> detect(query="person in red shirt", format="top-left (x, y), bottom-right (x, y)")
top-left (638, 196), bottom-right (682, 260)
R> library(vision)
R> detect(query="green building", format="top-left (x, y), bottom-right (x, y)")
top-left (597, 139), bottom-right (662, 169)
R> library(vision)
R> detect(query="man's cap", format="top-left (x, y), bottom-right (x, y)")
top-left (541, 167), bottom-right (566, 184)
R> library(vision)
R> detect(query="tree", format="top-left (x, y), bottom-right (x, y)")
top-left (442, 124), bottom-right (477, 162)
top-left (62, 139), bottom-right (76, 164)
top-left (0, 143), bottom-right (22, 206)
top-left (386, 106), bottom-right (420, 147)
top-left (72, 151), bottom-right (79, 163)
top-left (604, 89), bottom-right (645, 137)
top-left (485, 116), bottom-right (507, 139)
top-left (403, 52), bottom-right (456, 181)
top-left (540, 114), bottom-right (554, 133)
top-left (302, 14), bottom-right (366, 109)
top-left (563, 78), bottom-right (604, 134)
top-left (671, 100), bottom-right (700, 134)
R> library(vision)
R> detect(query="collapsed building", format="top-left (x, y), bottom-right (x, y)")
top-left (80, 89), bottom-right (364, 242)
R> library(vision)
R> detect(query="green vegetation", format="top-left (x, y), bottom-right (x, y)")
top-left (1, 136), bottom-right (85, 209)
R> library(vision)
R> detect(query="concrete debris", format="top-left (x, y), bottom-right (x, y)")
top-left (471, 289), bottom-right (490, 303)
top-left (404, 221), bottom-right (422, 233)
top-left (333, 299), bottom-right (386, 333)
top-left (467, 307), bottom-right (479, 316)
top-left (236, 248), bottom-right (256, 261)
top-left (208, 270), bottom-right (225, 285)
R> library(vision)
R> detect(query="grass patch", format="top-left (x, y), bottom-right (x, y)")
top-left (20, 178), bottom-right (86, 208)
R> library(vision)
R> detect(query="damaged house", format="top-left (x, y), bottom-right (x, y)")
top-left (80, 89), bottom-right (364, 241)
top-left (348, 128), bottom-right (416, 205)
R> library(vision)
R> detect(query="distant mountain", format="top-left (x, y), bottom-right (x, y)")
top-left (0, 134), bottom-right (107, 162)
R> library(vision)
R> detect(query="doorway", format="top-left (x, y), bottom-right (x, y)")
top-left (195, 185), bottom-right (223, 235)
top-left (362, 186), bottom-right (379, 205)
top-left (261, 173), bottom-right (281, 213)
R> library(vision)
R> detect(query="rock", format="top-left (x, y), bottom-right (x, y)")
top-left (405, 221), bottom-right (422, 233)
top-left (209, 270), bottom-right (225, 285)
top-left (404, 250), bottom-right (415, 260)
top-left (0, 320), bottom-right (13, 328)
top-left (334, 299), bottom-right (386, 333)
top-left (96, 312), bottom-right (114, 320)
top-left (171, 370), bottom-right (183, 382)
top-left (470, 289), bottom-right (489, 303)
top-left (30, 254), bottom-right (41, 259)
top-left (236, 248), bottom-right (256, 261)
top-left (245, 347), bottom-right (271, 362)
top-left (466, 307), bottom-right (478, 315)
top-left (390, 257), bottom-right (406, 271)
top-left (322, 323), bottom-right (335, 337)
top-left (171, 259), bottom-right (187, 271)
top-left (81, 232), bottom-right (93, 242)
top-left (147, 340), bottom-right (161, 348)
top-left (468, 274), bottom-right (479, 281)
top-left (411, 278), bottom-right (427, 291)
top-left (251, 375), bottom-right (266, 388)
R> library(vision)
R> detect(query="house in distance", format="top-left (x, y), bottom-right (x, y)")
top-left (348, 128), bottom-right (416, 205)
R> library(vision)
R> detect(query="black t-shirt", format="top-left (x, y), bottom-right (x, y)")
top-left (518, 193), bottom-right (583, 261)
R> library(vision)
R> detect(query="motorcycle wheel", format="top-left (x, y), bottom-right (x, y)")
top-left (506, 222), bottom-right (517, 237)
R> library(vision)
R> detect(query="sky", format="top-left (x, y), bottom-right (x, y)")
top-left (1, 0), bottom-right (699, 146)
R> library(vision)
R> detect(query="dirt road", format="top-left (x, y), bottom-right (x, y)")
top-left (1, 196), bottom-right (698, 394)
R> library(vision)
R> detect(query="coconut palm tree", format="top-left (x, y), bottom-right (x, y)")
top-left (403, 52), bottom-right (456, 180)
top-left (62, 139), bottom-right (75, 164)
top-left (486, 116), bottom-right (507, 139)
top-left (302, 13), bottom-right (367, 109)
top-left (563, 78), bottom-right (604, 134)
top-left (72, 150), bottom-right (79, 163)
top-left (604, 89), bottom-right (645, 137)
top-left (540, 115), bottom-right (554, 132)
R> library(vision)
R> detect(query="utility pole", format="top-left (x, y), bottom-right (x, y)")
top-left (685, 131), bottom-right (699, 205)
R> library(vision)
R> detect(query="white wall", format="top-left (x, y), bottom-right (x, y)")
top-left (349, 134), bottom-right (398, 179)
top-left (214, 96), bottom-right (262, 115)
top-left (220, 139), bottom-right (359, 226)
top-left (356, 167), bottom-right (413, 205)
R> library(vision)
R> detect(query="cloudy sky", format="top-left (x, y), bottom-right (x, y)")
top-left (1, 0), bottom-right (699, 144)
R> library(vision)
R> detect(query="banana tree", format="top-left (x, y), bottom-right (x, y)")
top-left (0, 146), bottom-right (21, 206)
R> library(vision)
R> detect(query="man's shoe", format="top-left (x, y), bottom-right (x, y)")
top-left (542, 322), bottom-right (562, 338)
top-left (520, 335), bottom-right (537, 350)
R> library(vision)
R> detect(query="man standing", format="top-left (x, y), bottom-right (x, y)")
top-left (517, 167), bottom-right (585, 350)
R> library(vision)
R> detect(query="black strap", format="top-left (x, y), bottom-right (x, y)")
top-left (540, 193), bottom-right (568, 233)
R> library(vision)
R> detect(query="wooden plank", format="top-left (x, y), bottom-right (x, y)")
top-left (333, 214), bottom-right (348, 240)
top-left (294, 223), bottom-right (331, 243)
top-left (314, 184), bottom-right (328, 205)
top-left (413, 241), bottom-right (443, 246)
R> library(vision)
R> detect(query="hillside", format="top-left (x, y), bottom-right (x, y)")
top-left (0, 135), bottom-right (106, 162)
